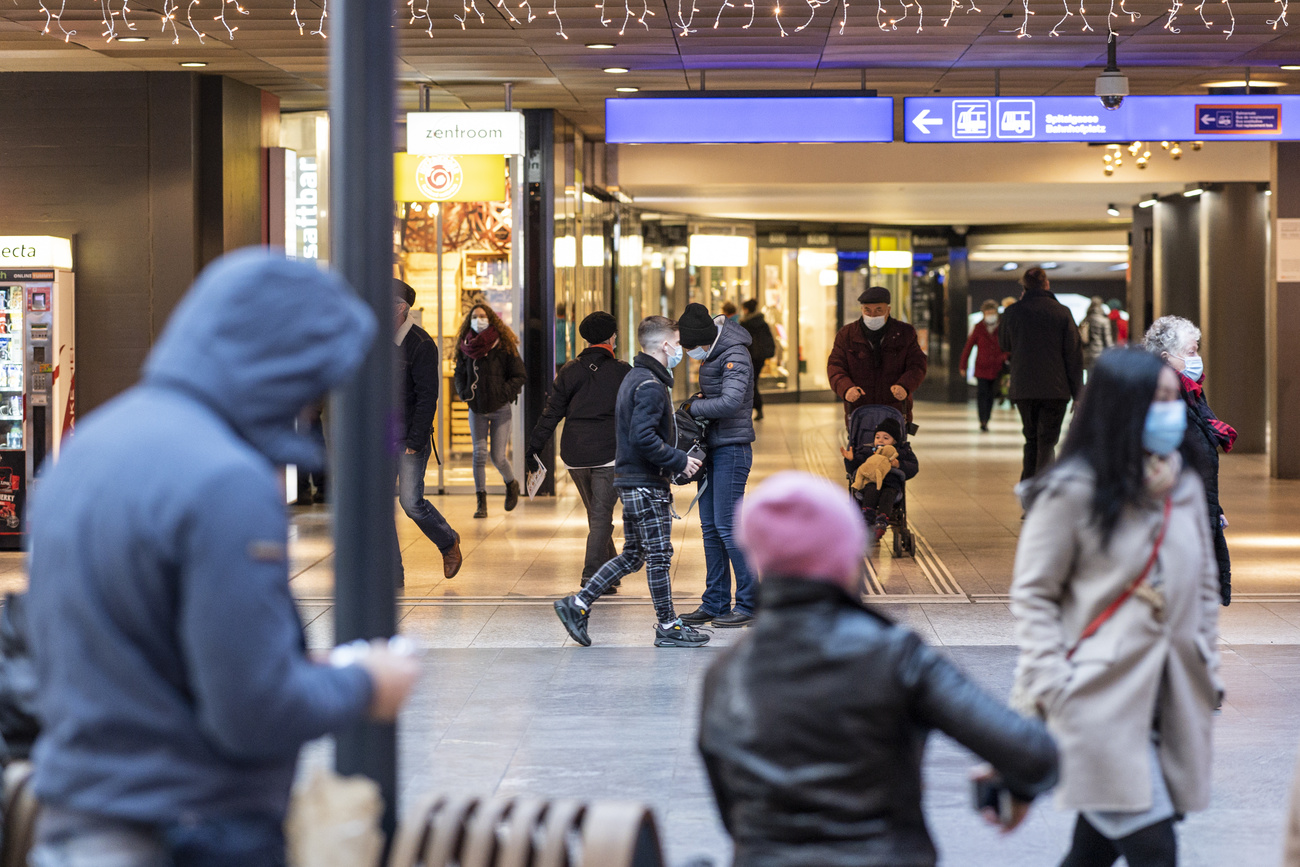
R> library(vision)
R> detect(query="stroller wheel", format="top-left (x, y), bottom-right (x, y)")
top-left (892, 528), bottom-right (903, 559)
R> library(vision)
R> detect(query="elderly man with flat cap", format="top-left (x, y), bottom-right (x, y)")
top-left (827, 286), bottom-right (928, 427)
top-left (528, 311), bottom-right (632, 591)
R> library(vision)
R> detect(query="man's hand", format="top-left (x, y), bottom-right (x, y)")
top-left (405, 448), bottom-right (417, 455)
top-left (844, 386), bottom-right (865, 403)
top-left (359, 642), bottom-right (421, 722)
top-left (890, 385), bottom-right (908, 401)
top-left (970, 765), bottom-right (1032, 833)
top-left (683, 456), bottom-right (703, 479)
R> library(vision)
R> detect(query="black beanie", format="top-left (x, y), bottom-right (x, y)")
top-left (677, 303), bottom-right (719, 349)
top-left (874, 417), bottom-right (903, 443)
top-left (579, 311), bottom-right (617, 344)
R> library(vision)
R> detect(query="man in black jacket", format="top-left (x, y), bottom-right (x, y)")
top-left (527, 311), bottom-right (631, 589)
top-left (677, 303), bottom-right (757, 628)
top-left (699, 471), bottom-right (1059, 867)
top-left (395, 281), bottom-right (461, 579)
top-left (999, 267), bottom-right (1084, 481)
top-left (739, 299), bottom-right (775, 421)
top-left (553, 316), bottom-right (707, 648)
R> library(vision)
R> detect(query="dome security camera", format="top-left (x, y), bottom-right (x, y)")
top-left (1096, 34), bottom-right (1128, 111)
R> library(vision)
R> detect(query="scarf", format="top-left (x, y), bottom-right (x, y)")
top-left (459, 324), bottom-right (499, 360)
top-left (1178, 371), bottom-right (1237, 453)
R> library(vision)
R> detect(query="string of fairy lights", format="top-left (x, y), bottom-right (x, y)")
top-left (28, 0), bottom-right (1284, 42)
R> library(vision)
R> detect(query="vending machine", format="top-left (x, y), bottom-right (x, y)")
top-left (0, 236), bottom-right (76, 549)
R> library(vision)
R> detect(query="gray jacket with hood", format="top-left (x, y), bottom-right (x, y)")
top-left (26, 250), bottom-right (377, 825)
top-left (690, 316), bottom-right (755, 447)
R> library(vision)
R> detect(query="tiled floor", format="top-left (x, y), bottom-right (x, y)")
top-left (15, 400), bottom-right (1300, 865)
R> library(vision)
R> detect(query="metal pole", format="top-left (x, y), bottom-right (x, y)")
top-left (436, 201), bottom-right (445, 493)
top-left (328, 0), bottom-right (399, 842)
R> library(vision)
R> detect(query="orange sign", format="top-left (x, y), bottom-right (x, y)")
top-left (394, 153), bottom-right (506, 202)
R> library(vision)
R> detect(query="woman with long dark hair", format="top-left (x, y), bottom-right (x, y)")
top-left (1010, 347), bottom-right (1222, 867)
top-left (453, 303), bottom-right (525, 518)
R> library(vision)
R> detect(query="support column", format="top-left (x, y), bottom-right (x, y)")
top-left (1271, 146), bottom-right (1300, 477)
top-left (1152, 196), bottom-right (1200, 322)
top-left (328, 0), bottom-right (398, 838)
top-left (1128, 204), bottom-right (1154, 342)
top-left (1200, 183), bottom-right (1268, 455)
top-left (945, 246), bottom-right (970, 402)
top-left (524, 109), bottom-right (557, 495)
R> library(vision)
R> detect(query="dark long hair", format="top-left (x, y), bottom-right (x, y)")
top-left (1054, 348), bottom-right (1175, 545)
top-left (456, 303), bottom-right (519, 356)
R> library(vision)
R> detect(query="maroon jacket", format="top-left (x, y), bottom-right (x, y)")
top-left (958, 320), bottom-right (1009, 380)
top-left (827, 317), bottom-right (928, 423)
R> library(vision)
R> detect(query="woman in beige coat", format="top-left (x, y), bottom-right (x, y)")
top-left (1010, 348), bottom-right (1222, 867)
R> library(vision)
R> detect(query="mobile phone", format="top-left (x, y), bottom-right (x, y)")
top-left (972, 778), bottom-right (1014, 825)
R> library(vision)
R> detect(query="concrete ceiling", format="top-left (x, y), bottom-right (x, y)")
top-left (0, 0), bottom-right (1292, 225)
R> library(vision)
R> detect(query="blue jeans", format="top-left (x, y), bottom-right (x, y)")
top-left (32, 808), bottom-right (285, 867)
top-left (697, 443), bottom-right (756, 616)
top-left (468, 406), bottom-right (515, 490)
top-left (398, 446), bottom-right (457, 553)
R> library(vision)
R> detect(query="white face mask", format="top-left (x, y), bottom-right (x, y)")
top-left (984, 314), bottom-right (998, 326)
top-left (687, 346), bottom-right (709, 361)
top-left (470, 316), bottom-right (489, 333)
top-left (863, 314), bottom-right (888, 331)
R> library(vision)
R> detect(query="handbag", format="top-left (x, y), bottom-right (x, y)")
top-left (1066, 495), bottom-right (1173, 661)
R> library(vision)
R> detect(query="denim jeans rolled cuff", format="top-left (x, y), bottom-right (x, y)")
top-left (397, 446), bottom-right (457, 552)
top-left (468, 405), bottom-right (515, 490)
top-left (697, 443), bottom-right (756, 616)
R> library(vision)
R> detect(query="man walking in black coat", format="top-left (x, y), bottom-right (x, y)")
top-left (395, 280), bottom-right (461, 579)
top-left (739, 299), bottom-right (776, 421)
top-left (527, 311), bottom-right (631, 590)
top-left (998, 267), bottom-right (1084, 481)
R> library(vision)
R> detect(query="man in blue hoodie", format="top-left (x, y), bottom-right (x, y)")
top-left (25, 250), bottom-right (419, 866)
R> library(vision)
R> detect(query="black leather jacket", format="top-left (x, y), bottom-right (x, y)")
top-left (699, 580), bottom-right (1059, 867)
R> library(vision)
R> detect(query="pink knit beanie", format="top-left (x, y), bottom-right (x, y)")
top-left (736, 471), bottom-right (866, 590)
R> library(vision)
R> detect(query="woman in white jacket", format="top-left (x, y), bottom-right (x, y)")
top-left (1010, 347), bottom-right (1222, 867)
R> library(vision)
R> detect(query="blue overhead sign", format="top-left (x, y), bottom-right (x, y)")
top-left (605, 96), bottom-right (895, 144)
top-left (904, 95), bottom-right (1300, 143)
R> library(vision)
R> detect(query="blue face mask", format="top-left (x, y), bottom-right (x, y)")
top-left (687, 346), bottom-right (709, 361)
top-left (665, 343), bottom-right (683, 370)
top-left (1180, 355), bottom-right (1204, 382)
top-left (1143, 400), bottom-right (1187, 456)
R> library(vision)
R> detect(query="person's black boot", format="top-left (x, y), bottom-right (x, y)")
top-left (474, 491), bottom-right (488, 519)
top-left (504, 480), bottom-right (520, 512)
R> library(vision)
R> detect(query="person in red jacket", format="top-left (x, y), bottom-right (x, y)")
top-left (827, 286), bottom-right (928, 426)
top-left (959, 299), bottom-right (1011, 433)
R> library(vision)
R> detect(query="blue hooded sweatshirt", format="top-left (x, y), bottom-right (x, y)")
top-left (26, 249), bottom-right (377, 824)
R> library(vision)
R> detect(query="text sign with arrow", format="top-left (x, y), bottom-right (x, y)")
top-left (606, 95), bottom-right (894, 144)
top-left (904, 95), bottom-right (1300, 142)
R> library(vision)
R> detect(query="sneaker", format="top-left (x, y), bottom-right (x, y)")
top-left (654, 619), bottom-right (711, 647)
top-left (554, 595), bottom-right (592, 647)
top-left (713, 610), bottom-right (754, 628)
top-left (873, 516), bottom-right (889, 544)
top-left (679, 607), bottom-right (719, 625)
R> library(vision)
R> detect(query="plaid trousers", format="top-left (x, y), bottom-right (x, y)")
top-left (577, 486), bottom-right (677, 624)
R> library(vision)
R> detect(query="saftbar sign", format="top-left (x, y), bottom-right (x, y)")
top-left (407, 112), bottom-right (525, 156)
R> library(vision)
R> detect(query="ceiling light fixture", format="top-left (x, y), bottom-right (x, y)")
top-left (179, 61), bottom-right (207, 67)
top-left (1000, 262), bottom-right (1019, 272)
top-left (1138, 196), bottom-right (1158, 208)
top-left (1040, 262), bottom-right (1060, 270)
top-left (615, 86), bottom-right (639, 92)
top-left (1184, 188), bottom-right (1205, 197)
top-left (118, 36), bottom-right (148, 42)
top-left (1203, 79), bottom-right (1284, 89)
top-left (603, 67), bottom-right (629, 74)
top-left (1107, 204), bottom-right (1121, 216)
top-left (586, 42), bottom-right (617, 48)
top-left (1282, 65), bottom-right (1300, 70)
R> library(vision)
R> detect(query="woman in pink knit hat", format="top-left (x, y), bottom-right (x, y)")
top-left (697, 471), bottom-right (1060, 867)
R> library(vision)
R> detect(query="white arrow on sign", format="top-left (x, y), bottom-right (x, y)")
top-left (1201, 113), bottom-right (1217, 125)
top-left (912, 108), bottom-right (943, 135)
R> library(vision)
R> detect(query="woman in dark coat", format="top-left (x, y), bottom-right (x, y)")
top-left (958, 299), bottom-right (1010, 432)
top-left (1143, 316), bottom-right (1236, 605)
top-left (453, 303), bottom-right (526, 518)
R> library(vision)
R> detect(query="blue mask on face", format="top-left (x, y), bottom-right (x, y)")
top-left (1180, 355), bottom-right (1203, 382)
top-left (665, 343), bottom-right (683, 370)
top-left (687, 346), bottom-right (709, 361)
top-left (1143, 400), bottom-right (1187, 456)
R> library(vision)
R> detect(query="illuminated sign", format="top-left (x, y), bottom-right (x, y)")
top-left (904, 95), bottom-right (1300, 142)
top-left (0, 236), bottom-right (72, 270)
top-left (295, 156), bottom-right (320, 260)
top-left (407, 112), bottom-right (525, 156)
top-left (394, 153), bottom-right (506, 202)
top-left (606, 96), bottom-right (895, 144)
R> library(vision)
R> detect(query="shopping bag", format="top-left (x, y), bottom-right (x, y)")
top-left (285, 766), bottom-right (384, 867)
top-left (525, 455), bottom-right (547, 500)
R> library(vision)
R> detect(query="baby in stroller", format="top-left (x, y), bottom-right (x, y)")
top-left (840, 412), bottom-right (919, 545)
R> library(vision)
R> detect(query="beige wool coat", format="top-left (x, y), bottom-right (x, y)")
top-left (1010, 461), bottom-right (1222, 814)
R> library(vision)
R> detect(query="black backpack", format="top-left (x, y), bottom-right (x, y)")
top-left (671, 401), bottom-right (709, 485)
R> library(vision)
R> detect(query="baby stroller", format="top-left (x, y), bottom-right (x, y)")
top-left (844, 405), bottom-right (916, 558)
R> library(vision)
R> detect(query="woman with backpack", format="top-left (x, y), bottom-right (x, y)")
top-left (454, 303), bottom-right (526, 518)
